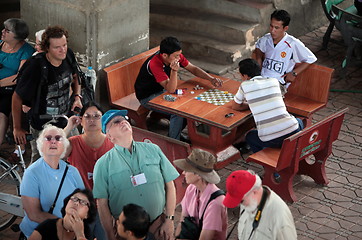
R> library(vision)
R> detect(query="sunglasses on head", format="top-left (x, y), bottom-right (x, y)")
top-left (44, 135), bottom-right (63, 142)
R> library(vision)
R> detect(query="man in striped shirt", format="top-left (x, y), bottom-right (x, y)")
top-left (232, 58), bottom-right (304, 153)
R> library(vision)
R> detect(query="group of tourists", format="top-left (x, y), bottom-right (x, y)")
top-left (0, 7), bottom-right (319, 240)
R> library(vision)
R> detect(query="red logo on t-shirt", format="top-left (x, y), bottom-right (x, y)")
top-left (281, 52), bottom-right (286, 58)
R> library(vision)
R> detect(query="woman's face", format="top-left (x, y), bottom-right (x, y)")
top-left (81, 106), bottom-right (102, 132)
top-left (183, 171), bottom-right (201, 185)
top-left (65, 193), bottom-right (90, 220)
top-left (1, 25), bottom-right (15, 42)
top-left (41, 129), bottom-right (65, 158)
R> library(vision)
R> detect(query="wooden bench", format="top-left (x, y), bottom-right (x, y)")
top-left (103, 47), bottom-right (160, 129)
top-left (132, 126), bottom-right (191, 204)
top-left (321, 0), bottom-right (358, 49)
top-left (284, 64), bottom-right (334, 127)
top-left (246, 108), bottom-right (348, 202)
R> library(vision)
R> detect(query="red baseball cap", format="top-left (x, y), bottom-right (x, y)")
top-left (223, 170), bottom-right (256, 208)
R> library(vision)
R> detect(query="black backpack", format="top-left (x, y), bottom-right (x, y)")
top-left (16, 50), bottom-right (95, 116)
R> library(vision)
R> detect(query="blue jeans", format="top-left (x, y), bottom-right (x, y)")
top-left (88, 212), bottom-right (106, 240)
top-left (246, 118), bottom-right (304, 153)
top-left (139, 91), bottom-right (185, 140)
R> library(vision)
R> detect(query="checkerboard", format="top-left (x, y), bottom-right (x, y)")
top-left (195, 89), bottom-right (234, 106)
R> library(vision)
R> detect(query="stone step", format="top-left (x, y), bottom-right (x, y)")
top-left (150, 0), bottom-right (273, 23)
top-left (186, 57), bottom-right (237, 75)
top-left (150, 28), bottom-right (252, 70)
top-left (151, 4), bottom-right (259, 45)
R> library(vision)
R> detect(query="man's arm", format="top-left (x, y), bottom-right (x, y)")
top-left (71, 74), bottom-right (83, 111)
top-left (254, 48), bottom-right (265, 69)
top-left (184, 62), bottom-right (223, 87)
top-left (22, 196), bottom-right (57, 223)
top-left (232, 100), bottom-right (249, 111)
top-left (12, 92), bottom-right (27, 144)
top-left (160, 180), bottom-right (176, 240)
top-left (159, 60), bottom-right (179, 94)
top-left (282, 62), bottom-right (311, 83)
top-left (97, 198), bottom-right (117, 240)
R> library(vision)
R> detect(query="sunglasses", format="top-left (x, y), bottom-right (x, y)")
top-left (83, 113), bottom-right (102, 120)
top-left (44, 135), bottom-right (63, 142)
top-left (70, 196), bottom-right (90, 207)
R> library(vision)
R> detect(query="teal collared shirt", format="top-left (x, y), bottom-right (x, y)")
top-left (93, 141), bottom-right (179, 221)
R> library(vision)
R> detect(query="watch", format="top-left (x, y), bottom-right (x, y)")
top-left (75, 94), bottom-right (83, 99)
top-left (165, 215), bottom-right (174, 220)
top-left (292, 71), bottom-right (298, 77)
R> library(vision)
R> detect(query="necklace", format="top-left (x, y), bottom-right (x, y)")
top-left (3, 42), bottom-right (20, 53)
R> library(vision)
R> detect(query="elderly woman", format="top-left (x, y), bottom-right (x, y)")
top-left (0, 18), bottom-right (34, 146)
top-left (174, 149), bottom-right (228, 240)
top-left (28, 188), bottom-right (96, 240)
top-left (19, 125), bottom-right (84, 239)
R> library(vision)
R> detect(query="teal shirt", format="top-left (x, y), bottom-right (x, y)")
top-left (93, 141), bottom-right (179, 221)
top-left (0, 41), bottom-right (34, 79)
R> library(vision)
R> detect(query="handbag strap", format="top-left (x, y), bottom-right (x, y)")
top-left (199, 189), bottom-right (225, 229)
top-left (48, 164), bottom-right (69, 214)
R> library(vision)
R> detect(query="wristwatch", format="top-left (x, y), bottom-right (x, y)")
top-left (165, 215), bottom-right (174, 220)
top-left (292, 71), bottom-right (298, 77)
top-left (75, 94), bottom-right (83, 99)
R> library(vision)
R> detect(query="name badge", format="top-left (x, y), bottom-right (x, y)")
top-left (130, 173), bottom-right (147, 187)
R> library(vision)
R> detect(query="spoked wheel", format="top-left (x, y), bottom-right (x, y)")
top-left (0, 158), bottom-right (22, 231)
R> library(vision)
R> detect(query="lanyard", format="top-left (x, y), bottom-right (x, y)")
top-left (247, 186), bottom-right (270, 240)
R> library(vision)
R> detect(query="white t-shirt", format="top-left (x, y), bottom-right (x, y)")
top-left (256, 33), bottom-right (317, 84)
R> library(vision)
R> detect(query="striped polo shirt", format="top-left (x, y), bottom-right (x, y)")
top-left (234, 76), bottom-right (298, 141)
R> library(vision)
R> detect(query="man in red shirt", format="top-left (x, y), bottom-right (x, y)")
top-left (134, 37), bottom-right (222, 140)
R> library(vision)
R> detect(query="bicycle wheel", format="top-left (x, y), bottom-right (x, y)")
top-left (0, 157), bottom-right (22, 231)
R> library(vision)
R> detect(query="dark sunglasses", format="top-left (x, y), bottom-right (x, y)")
top-left (44, 135), bottom-right (63, 142)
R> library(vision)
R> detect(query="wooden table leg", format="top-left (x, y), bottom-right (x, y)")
top-left (186, 119), bottom-right (241, 169)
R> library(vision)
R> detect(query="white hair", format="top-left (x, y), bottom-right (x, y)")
top-left (244, 170), bottom-right (262, 198)
top-left (35, 29), bottom-right (45, 42)
top-left (36, 124), bottom-right (69, 159)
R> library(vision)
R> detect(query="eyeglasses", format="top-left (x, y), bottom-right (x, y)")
top-left (70, 196), bottom-right (90, 207)
top-left (3, 27), bottom-right (12, 33)
top-left (83, 113), bottom-right (102, 120)
top-left (44, 135), bottom-right (63, 142)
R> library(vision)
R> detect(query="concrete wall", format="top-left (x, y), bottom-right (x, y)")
top-left (21, 0), bottom-right (149, 105)
top-left (271, 0), bottom-right (352, 37)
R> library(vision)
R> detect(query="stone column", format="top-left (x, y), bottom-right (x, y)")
top-left (21, 0), bottom-right (149, 105)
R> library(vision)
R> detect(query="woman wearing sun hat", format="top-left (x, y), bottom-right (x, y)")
top-left (174, 148), bottom-right (227, 240)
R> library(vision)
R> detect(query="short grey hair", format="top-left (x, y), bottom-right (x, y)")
top-left (36, 125), bottom-right (70, 159)
top-left (4, 18), bottom-right (29, 40)
top-left (35, 29), bottom-right (45, 42)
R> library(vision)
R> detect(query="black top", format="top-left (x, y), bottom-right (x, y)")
top-left (15, 50), bottom-right (76, 130)
top-left (35, 218), bottom-right (60, 239)
top-left (134, 52), bottom-right (166, 101)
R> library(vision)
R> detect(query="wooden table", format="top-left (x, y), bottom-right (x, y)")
top-left (148, 76), bottom-right (252, 169)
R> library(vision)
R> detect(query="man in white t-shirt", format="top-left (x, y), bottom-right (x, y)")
top-left (255, 9), bottom-right (317, 89)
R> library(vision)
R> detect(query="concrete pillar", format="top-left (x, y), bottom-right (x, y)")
top-left (21, 0), bottom-right (149, 105)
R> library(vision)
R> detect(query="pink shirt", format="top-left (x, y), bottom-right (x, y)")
top-left (181, 184), bottom-right (228, 240)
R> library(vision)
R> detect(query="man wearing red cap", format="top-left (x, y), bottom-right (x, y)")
top-left (223, 170), bottom-right (297, 240)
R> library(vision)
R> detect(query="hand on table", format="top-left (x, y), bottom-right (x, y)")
top-left (210, 77), bottom-right (223, 87)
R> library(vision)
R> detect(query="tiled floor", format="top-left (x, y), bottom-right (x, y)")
top-left (1, 26), bottom-right (361, 239)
